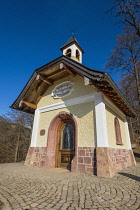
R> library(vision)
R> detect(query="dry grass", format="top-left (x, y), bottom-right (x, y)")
top-left (132, 147), bottom-right (140, 162)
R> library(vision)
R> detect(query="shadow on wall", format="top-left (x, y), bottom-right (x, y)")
top-left (118, 172), bottom-right (140, 182)
top-left (66, 102), bottom-right (93, 118)
top-left (67, 103), bottom-right (96, 146)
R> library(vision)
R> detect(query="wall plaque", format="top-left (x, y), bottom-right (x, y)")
top-left (52, 81), bottom-right (74, 98)
top-left (40, 129), bottom-right (45, 136)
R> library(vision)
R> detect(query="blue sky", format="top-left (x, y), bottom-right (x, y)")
top-left (0, 0), bottom-right (123, 116)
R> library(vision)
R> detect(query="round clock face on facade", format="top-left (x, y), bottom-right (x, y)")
top-left (52, 81), bottom-right (74, 98)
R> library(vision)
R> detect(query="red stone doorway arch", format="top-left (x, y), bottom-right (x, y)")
top-left (45, 111), bottom-right (78, 171)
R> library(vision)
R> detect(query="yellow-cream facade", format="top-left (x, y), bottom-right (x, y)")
top-left (36, 75), bottom-right (96, 148)
top-left (36, 101), bottom-right (95, 148)
top-left (106, 106), bottom-right (128, 149)
top-left (37, 75), bottom-right (97, 108)
top-left (36, 74), bottom-right (130, 150)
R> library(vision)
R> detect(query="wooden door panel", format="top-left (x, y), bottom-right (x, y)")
top-left (60, 150), bottom-right (74, 168)
top-left (56, 121), bottom-right (75, 169)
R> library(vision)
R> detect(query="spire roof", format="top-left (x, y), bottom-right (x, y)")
top-left (60, 34), bottom-right (85, 53)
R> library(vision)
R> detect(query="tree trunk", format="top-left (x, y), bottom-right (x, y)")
top-left (134, 63), bottom-right (140, 106)
top-left (129, 117), bottom-right (135, 142)
top-left (15, 140), bottom-right (19, 162)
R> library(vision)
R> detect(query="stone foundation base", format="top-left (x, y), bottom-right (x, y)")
top-left (72, 147), bottom-right (97, 174)
top-left (25, 147), bottom-right (47, 167)
top-left (25, 146), bottom-right (97, 174)
top-left (25, 147), bottom-right (136, 178)
top-left (96, 147), bottom-right (136, 178)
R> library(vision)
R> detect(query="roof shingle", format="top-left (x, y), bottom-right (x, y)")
top-left (60, 34), bottom-right (85, 53)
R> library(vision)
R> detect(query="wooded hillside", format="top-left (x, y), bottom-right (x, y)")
top-left (0, 111), bottom-right (33, 163)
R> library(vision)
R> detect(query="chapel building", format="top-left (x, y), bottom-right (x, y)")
top-left (11, 35), bottom-right (136, 178)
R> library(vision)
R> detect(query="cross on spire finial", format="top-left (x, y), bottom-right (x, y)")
top-left (72, 30), bottom-right (74, 38)
top-left (60, 33), bottom-right (85, 64)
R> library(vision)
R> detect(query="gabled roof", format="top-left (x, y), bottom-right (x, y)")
top-left (10, 55), bottom-right (136, 117)
top-left (60, 34), bottom-right (85, 53)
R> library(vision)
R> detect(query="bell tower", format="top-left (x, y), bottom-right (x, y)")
top-left (60, 33), bottom-right (85, 63)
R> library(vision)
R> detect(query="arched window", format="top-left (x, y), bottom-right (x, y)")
top-left (114, 117), bottom-right (123, 145)
top-left (62, 124), bottom-right (74, 150)
top-left (65, 48), bottom-right (71, 58)
top-left (76, 49), bottom-right (80, 61)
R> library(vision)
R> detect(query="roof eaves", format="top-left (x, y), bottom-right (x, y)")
top-left (104, 73), bottom-right (136, 116)
top-left (10, 55), bottom-right (104, 109)
top-left (10, 71), bottom-right (38, 109)
top-left (11, 55), bottom-right (135, 117)
top-left (10, 55), bottom-right (65, 109)
top-left (62, 56), bottom-right (105, 74)
top-left (61, 56), bottom-right (104, 80)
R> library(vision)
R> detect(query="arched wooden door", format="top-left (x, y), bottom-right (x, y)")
top-left (56, 120), bottom-right (75, 169)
